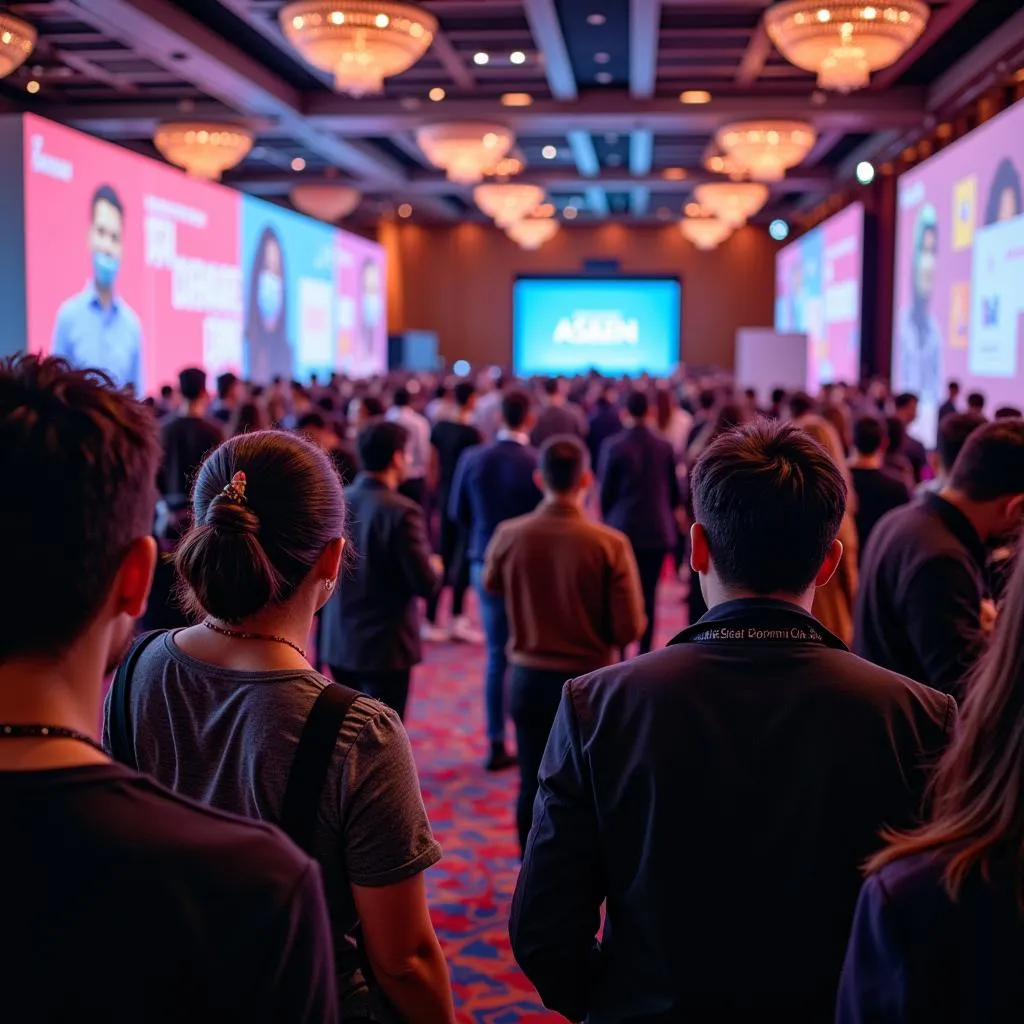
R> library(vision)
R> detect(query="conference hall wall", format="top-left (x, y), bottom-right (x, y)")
top-left (0, 113), bottom-right (388, 392)
top-left (380, 220), bottom-right (777, 371)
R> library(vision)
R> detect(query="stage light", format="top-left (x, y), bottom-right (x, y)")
top-left (855, 160), bottom-right (876, 185)
top-left (769, 218), bottom-right (790, 241)
top-left (453, 360), bottom-right (471, 376)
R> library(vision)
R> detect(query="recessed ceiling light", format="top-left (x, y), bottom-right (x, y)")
top-left (542, 145), bottom-right (558, 160)
top-left (25, 79), bottom-right (40, 94)
top-left (587, 12), bottom-right (606, 25)
top-left (501, 92), bottom-right (533, 107)
top-left (563, 206), bottom-right (578, 219)
top-left (291, 157), bottom-right (306, 171)
top-left (684, 202), bottom-right (702, 216)
top-left (473, 51), bottom-right (489, 65)
top-left (375, 12), bottom-right (390, 28)
top-left (397, 203), bottom-right (413, 219)
top-left (680, 90), bottom-right (712, 104)
top-left (595, 71), bottom-right (612, 84)
top-left (604, 132), bottom-right (619, 144)
top-left (594, 52), bottom-right (610, 64)
top-left (662, 167), bottom-right (687, 180)
top-left (429, 86), bottom-right (445, 101)
top-left (510, 50), bottom-right (526, 65)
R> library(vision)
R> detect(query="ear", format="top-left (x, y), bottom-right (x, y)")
top-left (690, 522), bottom-right (710, 575)
top-left (532, 468), bottom-right (545, 492)
top-left (814, 538), bottom-right (844, 589)
top-left (1003, 493), bottom-right (1024, 524)
top-left (579, 468), bottom-right (594, 491)
top-left (115, 536), bottom-right (158, 620)
top-left (316, 536), bottom-right (345, 585)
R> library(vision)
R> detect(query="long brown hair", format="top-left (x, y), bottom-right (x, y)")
top-left (867, 549), bottom-right (1024, 907)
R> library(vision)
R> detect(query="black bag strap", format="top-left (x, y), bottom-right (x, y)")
top-left (280, 684), bottom-right (361, 855)
top-left (106, 630), bottom-right (166, 768)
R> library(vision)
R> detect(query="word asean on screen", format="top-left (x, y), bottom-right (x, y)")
top-left (5, 113), bottom-right (387, 394)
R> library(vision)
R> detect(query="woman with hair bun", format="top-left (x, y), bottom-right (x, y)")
top-left (104, 429), bottom-right (454, 1024)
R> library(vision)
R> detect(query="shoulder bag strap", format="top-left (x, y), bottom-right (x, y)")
top-left (106, 629), bottom-right (166, 768)
top-left (280, 683), bottom-right (361, 855)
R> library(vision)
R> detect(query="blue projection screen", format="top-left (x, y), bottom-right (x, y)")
top-left (513, 276), bottom-right (681, 376)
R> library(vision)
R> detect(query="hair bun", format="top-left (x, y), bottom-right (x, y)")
top-left (205, 494), bottom-right (260, 535)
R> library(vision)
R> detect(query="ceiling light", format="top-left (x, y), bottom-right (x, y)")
top-left (595, 71), bottom-right (612, 84)
top-left (474, 183), bottom-right (546, 227)
top-left (290, 183), bottom-right (361, 221)
top-left (663, 167), bottom-right (687, 181)
top-left (680, 90), bottom-right (712, 104)
top-left (855, 159), bottom-right (875, 185)
top-left (542, 145), bottom-right (558, 160)
top-left (501, 92), bottom-right (533, 107)
top-left (416, 122), bottom-right (514, 183)
top-left (563, 206), bottom-right (578, 220)
top-left (765, 0), bottom-right (929, 92)
top-left (680, 216), bottom-right (732, 251)
top-left (535, 202), bottom-right (556, 218)
top-left (594, 52), bottom-right (610, 64)
top-left (25, 78), bottom-right (39, 94)
top-left (587, 12), bottom-right (606, 26)
top-left (692, 182), bottom-right (769, 227)
top-left (506, 217), bottom-right (560, 250)
top-left (429, 86), bottom-right (445, 101)
top-left (397, 203), bottom-right (413, 218)
top-left (153, 122), bottom-right (254, 180)
top-left (0, 12), bottom-right (35, 79)
top-left (291, 156), bottom-right (306, 171)
top-left (473, 51), bottom-right (489, 65)
top-left (279, 1), bottom-right (437, 97)
top-left (491, 154), bottom-right (524, 178)
top-left (510, 50), bottom-right (526, 65)
top-left (715, 120), bottom-right (817, 182)
top-left (769, 218), bottom-right (790, 241)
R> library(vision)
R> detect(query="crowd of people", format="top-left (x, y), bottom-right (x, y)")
top-left (3, 351), bottom-right (1024, 1022)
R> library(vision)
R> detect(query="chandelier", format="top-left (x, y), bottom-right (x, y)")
top-left (507, 217), bottom-right (560, 251)
top-left (693, 183), bottom-right (769, 228)
top-left (715, 121), bottom-right (817, 182)
top-left (416, 123), bottom-right (515, 184)
top-left (473, 183), bottom-right (545, 227)
top-left (279, 1), bottom-right (436, 96)
top-left (153, 123), bottom-right (254, 180)
top-left (290, 183), bottom-right (362, 221)
top-left (703, 148), bottom-right (747, 181)
top-left (680, 216), bottom-right (732, 251)
top-left (765, 1), bottom-right (929, 93)
top-left (0, 12), bottom-right (35, 79)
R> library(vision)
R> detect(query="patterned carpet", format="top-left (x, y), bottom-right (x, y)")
top-left (405, 571), bottom-right (688, 1023)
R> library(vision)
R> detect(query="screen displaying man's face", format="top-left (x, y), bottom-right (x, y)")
top-left (90, 199), bottom-right (123, 261)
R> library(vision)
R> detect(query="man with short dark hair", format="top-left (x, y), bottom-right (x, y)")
top-left (530, 378), bottom-right (585, 448)
top-left (0, 355), bottom-right (337, 1021)
top-left (296, 411), bottom-right (358, 486)
top-left (157, 366), bottom-right (225, 508)
top-left (599, 390), bottom-right (682, 653)
top-left (587, 382), bottom-right (622, 468)
top-left (967, 390), bottom-right (986, 416)
top-left (849, 415), bottom-right (911, 556)
top-left (511, 421), bottom-right (953, 1023)
top-left (321, 421), bottom-right (440, 720)
top-left (893, 392), bottom-right (928, 483)
top-left (484, 436), bottom-right (645, 852)
top-left (856, 418), bottom-right (1024, 694)
top-left (386, 386), bottom-right (432, 507)
top-left (211, 371), bottom-right (242, 425)
top-left (937, 379), bottom-right (960, 426)
top-left (918, 411), bottom-right (987, 495)
top-left (450, 390), bottom-right (542, 770)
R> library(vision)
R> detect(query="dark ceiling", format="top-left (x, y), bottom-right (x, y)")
top-left (2, 0), bottom-right (1023, 225)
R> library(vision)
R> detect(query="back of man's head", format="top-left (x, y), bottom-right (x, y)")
top-left (698, 388), bottom-right (716, 412)
top-left (393, 386), bottom-right (411, 408)
top-left (540, 436), bottom-right (589, 494)
top-left (894, 392), bottom-right (918, 413)
top-left (770, 387), bottom-right (787, 406)
top-left (948, 419), bottom-right (1024, 502)
top-left (691, 421), bottom-right (847, 596)
top-left (179, 367), bottom-right (207, 402)
top-left (937, 413), bottom-right (986, 473)
top-left (625, 390), bottom-right (649, 421)
top-left (967, 391), bottom-right (986, 412)
top-left (542, 378), bottom-right (560, 398)
top-left (501, 390), bottom-right (531, 431)
top-left (948, 380), bottom-right (961, 396)
top-left (0, 356), bottom-right (161, 662)
top-left (216, 372), bottom-right (237, 401)
top-left (788, 392), bottom-right (815, 419)
top-left (995, 406), bottom-right (1022, 421)
top-left (160, 385), bottom-right (174, 401)
top-left (296, 411), bottom-right (327, 434)
top-left (853, 415), bottom-right (886, 456)
top-left (454, 381), bottom-right (476, 408)
top-left (358, 420), bottom-right (409, 473)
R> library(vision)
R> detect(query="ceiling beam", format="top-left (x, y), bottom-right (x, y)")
top-left (522, 0), bottom-right (577, 100)
top-left (630, 0), bottom-right (662, 99)
top-left (567, 129), bottom-right (601, 176)
top-left (630, 129), bottom-right (654, 175)
top-left (803, 130), bottom-right (844, 167)
top-left (65, 0), bottom-right (408, 185)
top-left (736, 21), bottom-right (772, 86)
top-left (631, 187), bottom-right (651, 216)
top-left (584, 186), bottom-right (610, 217)
top-left (429, 31), bottom-right (477, 91)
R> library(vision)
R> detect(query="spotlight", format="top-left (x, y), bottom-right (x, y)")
top-left (769, 218), bottom-right (790, 241)
top-left (856, 160), bottom-right (876, 185)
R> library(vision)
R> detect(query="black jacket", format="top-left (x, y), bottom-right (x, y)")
top-left (320, 475), bottom-right (439, 671)
top-left (510, 598), bottom-right (954, 1023)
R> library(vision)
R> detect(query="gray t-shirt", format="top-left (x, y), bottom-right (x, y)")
top-left (103, 630), bottom-right (441, 1019)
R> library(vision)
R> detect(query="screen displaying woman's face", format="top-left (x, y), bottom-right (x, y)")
top-left (916, 227), bottom-right (937, 299)
top-left (996, 186), bottom-right (1020, 223)
top-left (256, 235), bottom-right (284, 331)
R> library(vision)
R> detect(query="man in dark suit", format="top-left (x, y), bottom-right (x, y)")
top-left (510, 421), bottom-right (954, 1023)
top-left (893, 392), bottom-right (929, 483)
top-left (450, 390), bottom-right (542, 770)
top-left (321, 420), bottom-right (440, 720)
top-left (586, 382), bottom-right (622, 469)
top-left (599, 389), bottom-right (682, 653)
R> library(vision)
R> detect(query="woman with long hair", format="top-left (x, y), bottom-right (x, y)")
top-left (837, 549), bottom-right (1024, 1022)
top-left (105, 430), bottom-right (454, 1024)
top-left (245, 226), bottom-right (294, 383)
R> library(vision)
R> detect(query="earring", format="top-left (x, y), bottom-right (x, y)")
top-left (325, 579), bottom-right (334, 592)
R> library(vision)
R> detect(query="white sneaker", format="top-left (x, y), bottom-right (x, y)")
top-left (450, 615), bottom-right (485, 645)
top-left (420, 622), bottom-right (449, 643)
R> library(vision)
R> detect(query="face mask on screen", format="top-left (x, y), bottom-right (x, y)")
top-left (257, 271), bottom-right (284, 326)
top-left (362, 292), bottom-right (382, 327)
top-left (92, 251), bottom-right (120, 290)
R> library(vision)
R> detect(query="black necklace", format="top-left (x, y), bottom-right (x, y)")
top-left (0, 724), bottom-right (107, 756)
top-left (203, 619), bottom-right (307, 659)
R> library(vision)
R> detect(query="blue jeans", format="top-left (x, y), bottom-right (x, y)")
top-left (472, 562), bottom-right (509, 743)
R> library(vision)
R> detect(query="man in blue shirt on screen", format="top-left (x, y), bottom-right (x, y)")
top-left (52, 184), bottom-right (143, 394)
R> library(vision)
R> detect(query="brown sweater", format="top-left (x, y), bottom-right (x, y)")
top-left (483, 501), bottom-right (647, 673)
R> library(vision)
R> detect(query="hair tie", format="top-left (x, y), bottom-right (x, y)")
top-left (219, 471), bottom-right (248, 505)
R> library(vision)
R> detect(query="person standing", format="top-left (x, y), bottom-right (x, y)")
top-left (586, 382), bottom-right (622, 469)
top-left (599, 390), bottom-right (682, 654)
top-left (321, 422), bottom-right (441, 720)
top-left (450, 391), bottom-right (542, 770)
top-left (893, 392), bottom-right (929, 483)
top-left (937, 379), bottom-right (960, 427)
top-left (849, 415), bottom-right (911, 558)
top-left (530, 378), bottom-right (585, 448)
top-left (483, 437), bottom-right (645, 852)
top-left (510, 421), bottom-right (954, 1023)
top-left (386, 387), bottom-right (432, 507)
top-left (856, 419), bottom-right (1024, 695)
